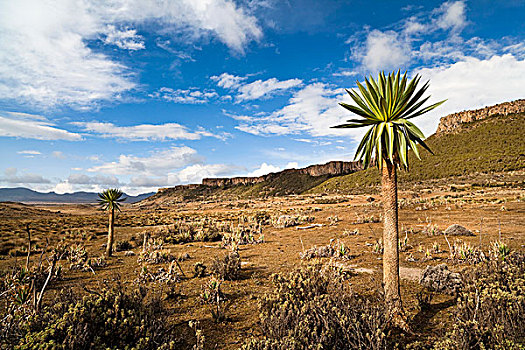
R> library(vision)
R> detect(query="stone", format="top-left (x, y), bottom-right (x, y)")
top-left (436, 99), bottom-right (525, 134)
top-left (444, 224), bottom-right (474, 236)
top-left (419, 264), bottom-right (462, 294)
top-left (202, 160), bottom-right (362, 187)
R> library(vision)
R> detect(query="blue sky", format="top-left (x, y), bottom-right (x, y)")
top-left (0, 0), bottom-right (524, 195)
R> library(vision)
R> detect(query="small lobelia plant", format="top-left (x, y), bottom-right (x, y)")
top-left (200, 276), bottom-right (229, 323)
top-left (98, 188), bottom-right (126, 257)
top-left (490, 240), bottom-right (511, 260)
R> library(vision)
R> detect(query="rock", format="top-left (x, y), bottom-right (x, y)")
top-left (419, 264), bottom-right (462, 294)
top-left (436, 99), bottom-right (525, 134)
top-left (202, 160), bottom-right (362, 187)
top-left (444, 224), bottom-right (474, 236)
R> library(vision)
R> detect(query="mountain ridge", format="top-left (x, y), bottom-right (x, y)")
top-left (0, 187), bottom-right (153, 204)
top-left (142, 99), bottom-right (525, 204)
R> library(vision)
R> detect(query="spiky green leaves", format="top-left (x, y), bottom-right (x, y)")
top-left (98, 188), bottom-right (126, 212)
top-left (333, 70), bottom-right (445, 169)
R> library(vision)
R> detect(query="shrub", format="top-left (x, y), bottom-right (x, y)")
top-left (242, 264), bottom-right (388, 350)
top-left (434, 252), bottom-right (525, 349)
top-left (210, 250), bottom-right (241, 281)
top-left (199, 277), bottom-right (229, 322)
top-left (6, 281), bottom-right (187, 349)
top-left (115, 240), bottom-right (133, 252)
top-left (271, 215), bottom-right (314, 228)
top-left (138, 249), bottom-right (176, 264)
top-left (194, 262), bottom-right (207, 278)
top-left (300, 239), bottom-right (351, 260)
top-left (138, 262), bottom-right (182, 283)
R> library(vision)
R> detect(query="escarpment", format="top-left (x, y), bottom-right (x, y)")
top-left (436, 99), bottom-right (525, 134)
top-left (202, 161), bottom-right (362, 187)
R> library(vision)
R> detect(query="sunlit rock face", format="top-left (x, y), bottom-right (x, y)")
top-left (202, 161), bottom-right (363, 187)
top-left (436, 99), bottom-right (525, 134)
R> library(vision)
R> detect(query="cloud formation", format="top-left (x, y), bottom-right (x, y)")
top-left (88, 146), bottom-right (203, 176)
top-left (0, 112), bottom-right (81, 141)
top-left (149, 87), bottom-right (219, 104)
top-left (0, 0), bottom-right (262, 108)
top-left (211, 73), bottom-right (302, 101)
top-left (234, 82), bottom-right (364, 138)
top-left (73, 121), bottom-right (225, 141)
top-left (0, 168), bottom-right (51, 184)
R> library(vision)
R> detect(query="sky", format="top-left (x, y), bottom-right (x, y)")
top-left (0, 0), bottom-right (524, 195)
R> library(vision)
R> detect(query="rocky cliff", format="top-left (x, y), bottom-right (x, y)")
top-left (436, 99), bottom-right (525, 134)
top-left (202, 161), bottom-right (362, 187)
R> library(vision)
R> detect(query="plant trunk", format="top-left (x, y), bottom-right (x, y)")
top-left (381, 159), bottom-right (403, 318)
top-left (106, 208), bottom-right (114, 257)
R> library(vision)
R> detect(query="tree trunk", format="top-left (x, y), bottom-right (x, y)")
top-left (381, 159), bottom-right (403, 316)
top-left (106, 208), bottom-right (114, 257)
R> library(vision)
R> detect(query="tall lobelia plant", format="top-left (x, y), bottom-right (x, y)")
top-left (332, 70), bottom-right (445, 326)
top-left (98, 188), bottom-right (126, 257)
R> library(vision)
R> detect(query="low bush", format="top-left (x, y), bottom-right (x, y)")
top-left (434, 252), bottom-right (525, 349)
top-left (3, 281), bottom-right (187, 349)
top-left (115, 239), bottom-right (133, 252)
top-left (242, 263), bottom-right (388, 350)
top-left (271, 215), bottom-right (314, 228)
top-left (300, 240), bottom-right (351, 260)
top-left (210, 250), bottom-right (241, 281)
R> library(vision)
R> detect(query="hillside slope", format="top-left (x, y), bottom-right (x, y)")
top-left (143, 109), bottom-right (525, 205)
top-left (310, 112), bottom-right (525, 194)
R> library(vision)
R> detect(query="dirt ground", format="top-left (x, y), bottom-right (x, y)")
top-left (1, 176), bottom-right (524, 349)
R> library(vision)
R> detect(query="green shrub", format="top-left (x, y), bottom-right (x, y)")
top-left (243, 264), bottom-right (388, 350)
top-left (12, 281), bottom-right (184, 349)
top-left (434, 252), bottom-right (525, 349)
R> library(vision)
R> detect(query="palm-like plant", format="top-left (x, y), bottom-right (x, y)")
top-left (98, 188), bottom-right (126, 257)
top-left (332, 71), bottom-right (445, 322)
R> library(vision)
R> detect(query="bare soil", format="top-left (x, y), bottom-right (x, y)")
top-left (1, 176), bottom-right (524, 349)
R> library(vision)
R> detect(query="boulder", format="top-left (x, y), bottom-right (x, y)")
top-left (419, 264), bottom-right (462, 294)
top-left (444, 224), bottom-right (474, 236)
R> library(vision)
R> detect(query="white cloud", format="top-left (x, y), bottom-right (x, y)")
top-left (236, 78), bottom-right (303, 101)
top-left (349, 1), bottom-right (472, 71)
top-left (88, 146), bottom-right (203, 176)
top-left (0, 168), bottom-right (51, 184)
top-left (149, 87), bottom-right (219, 104)
top-left (415, 54), bottom-right (525, 135)
top-left (212, 73), bottom-right (302, 101)
top-left (73, 121), bottom-right (225, 141)
top-left (103, 25), bottom-right (145, 50)
top-left (17, 150), bottom-right (41, 155)
top-left (0, 0), bottom-right (262, 108)
top-left (68, 173), bottom-right (120, 185)
top-left (248, 163), bottom-right (281, 177)
top-left (0, 112), bottom-right (82, 141)
top-left (435, 1), bottom-right (467, 33)
top-left (361, 30), bottom-right (411, 72)
top-left (211, 73), bottom-right (248, 89)
top-left (235, 82), bottom-right (364, 138)
top-left (129, 163), bottom-right (243, 187)
top-left (247, 161), bottom-right (300, 177)
top-left (53, 182), bottom-right (74, 194)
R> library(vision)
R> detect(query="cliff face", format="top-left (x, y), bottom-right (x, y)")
top-left (202, 161), bottom-right (362, 187)
top-left (436, 99), bottom-right (525, 134)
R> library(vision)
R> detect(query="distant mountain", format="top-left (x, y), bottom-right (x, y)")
top-left (0, 188), bottom-right (154, 204)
